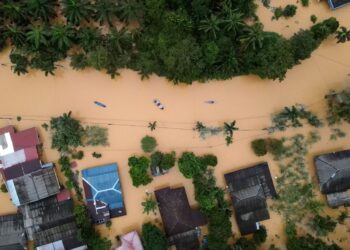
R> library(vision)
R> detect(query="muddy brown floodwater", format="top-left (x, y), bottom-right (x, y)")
top-left (1, 1), bottom-right (350, 249)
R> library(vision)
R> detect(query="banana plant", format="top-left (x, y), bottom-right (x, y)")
top-left (61, 0), bottom-right (94, 26)
top-left (26, 0), bottom-right (57, 22)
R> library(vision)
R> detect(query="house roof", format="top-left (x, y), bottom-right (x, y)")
top-left (224, 162), bottom-right (276, 235)
top-left (7, 166), bottom-right (60, 206)
top-left (0, 214), bottom-right (25, 250)
top-left (167, 230), bottom-right (200, 250)
top-left (10, 127), bottom-right (40, 151)
top-left (328, 0), bottom-right (350, 9)
top-left (21, 195), bottom-right (85, 248)
top-left (116, 231), bottom-right (144, 250)
top-left (155, 187), bottom-right (207, 237)
top-left (0, 125), bottom-right (15, 135)
top-left (1, 147), bottom-right (38, 169)
top-left (314, 149), bottom-right (350, 194)
top-left (2, 159), bottom-right (42, 181)
top-left (82, 163), bottom-right (126, 223)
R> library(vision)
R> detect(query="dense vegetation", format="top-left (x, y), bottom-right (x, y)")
top-left (141, 222), bottom-right (168, 250)
top-left (0, 0), bottom-right (341, 83)
top-left (194, 120), bottom-right (238, 145)
top-left (141, 135), bottom-right (157, 153)
top-left (325, 88), bottom-right (350, 125)
top-left (128, 156), bottom-right (152, 187)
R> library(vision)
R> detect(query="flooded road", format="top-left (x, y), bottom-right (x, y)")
top-left (0, 0), bottom-right (350, 249)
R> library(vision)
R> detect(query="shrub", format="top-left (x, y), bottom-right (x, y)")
top-left (251, 139), bottom-right (267, 156)
top-left (274, 7), bottom-right (283, 20)
top-left (310, 15), bottom-right (317, 24)
top-left (128, 156), bottom-right (152, 187)
top-left (287, 233), bottom-right (341, 250)
top-left (141, 136), bottom-right (157, 153)
top-left (72, 150), bottom-right (84, 160)
top-left (290, 30), bottom-right (320, 62)
top-left (1, 184), bottom-right (8, 193)
top-left (325, 88), bottom-right (350, 125)
top-left (142, 194), bottom-right (158, 215)
top-left (253, 225), bottom-right (267, 245)
top-left (266, 138), bottom-right (286, 158)
top-left (160, 151), bottom-right (176, 170)
top-left (309, 214), bottom-right (337, 236)
top-left (84, 126), bottom-right (109, 146)
top-left (178, 152), bottom-right (202, 178)
top-left (92, 152), bottom-right (102, 158)
top-left (283, 5), bottom-right (297, 17)
top-left (311, 17), bottom-right (339, 40)
top-left (301, 0), bottom-right (309, 7)
top-left (233, 238), bottom-right (256, 250)
top-left (106, 220), bottom-right (112, 230)
top-left (199, 154), bottom-right (218, 167)
top-left (141, 223), bottom-right (167, 250)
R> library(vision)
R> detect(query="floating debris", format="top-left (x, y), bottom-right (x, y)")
top-left (94, 101), bottom-right (106, 108)
top-left (153, 99), bottom-right (164, 110)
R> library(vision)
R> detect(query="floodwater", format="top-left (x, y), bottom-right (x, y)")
top-left (0, 1), bottom-right (350, 249)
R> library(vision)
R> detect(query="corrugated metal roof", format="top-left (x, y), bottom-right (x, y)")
top-left (11, 128), bottom-right (40, 151)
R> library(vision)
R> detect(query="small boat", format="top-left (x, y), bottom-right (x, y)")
top-left (94, 101), bottom-right (106, 108)
top-left (153, 99), bottom-right (164, 110)
top-left (205, 100), bottom-right (215, 104)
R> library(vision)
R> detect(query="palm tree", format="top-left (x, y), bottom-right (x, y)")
top-left (224, 120), bottom-right (238, 146)
top-left (222, 9), bottom-right (243, 36)
top-left (77, 27), bottom-right (103, 52)
top-left (51, 24), bottom-right (76, 52)
top-left (148, 121), bottom-right (157, 131)
top-left (105, 27), bottom-right (132, 54)
top-left (26, 25), bottom-right (49, 50)
top-left (61, 0), bottom-right (94, 26)
top-left (336, 26), bottom-right (350, 43)
top-left (93, 0), bottom-right (117, 26)
top-left (141, 194), bottom-right (158, 215)
top-left (26, 0), bottom-right (57, 22)
top-left (240, 22), bottom-right (265, 50)
top-left (199, 14), bottom-right (222, 39)
top-left (5, 25), bottom-right (26, 48)
top-left (117, 0), bottom-right (143, 24)
top-left (0, 0), bottom-right (28, 24)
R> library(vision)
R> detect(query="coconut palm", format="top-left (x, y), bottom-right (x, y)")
top-left (240, 22), bottom-right (265, 50)
top-left (141, 194), bottom-right (158, 215)
top-left (222, 9), bottom-right (243, 36)
top-left (0, 0), bottom-right (28, 24)
top-left (51, 24), bottom-right (76, 52)
top-left (61, 0), bottom-right (94, 26)
top-left (336, 26), bottom-right (350, 43)
top-left (77, 27), bottom-right (103, 52)
top-left (105, 27), bottom-right (132, 54)
top-left (93, 0), bottom-right (117, 26)
top-left (5, 25), bottom-right (26, 48)
top-left (148, 121), bottom-right (157, 131)
top-left (26, 25), bottom-right (50, 50)
top-left (224, 120), bottom-right (238, 137)
top-left (199, 14), bottom-right (222, 39)
top-left (117, 0), bottom-right (144, 24)
top-left (26, 0), bottom-right (57, 22)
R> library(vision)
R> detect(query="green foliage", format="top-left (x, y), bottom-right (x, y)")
top-left (148, 121), bottom-right (157, 131)
top-left (74, 205), bottom-right (112, 250)
top-left (336, 26), bottom-right (350, 43)
top-left (199, 154), bottom-right (218, 167)
top-left (141, 135), bottom-right (157, 153)
top-left (70, 53), bottom-right (89, 70)
top-left (61, 0), bottom-right (94, 26)
top-left (51, 24), bottom-right (76, 52)
top-left (141, 223), bottom-right (167, 250)
top-left (285, 221), bottom-right (297, 239)
top-left (16, 116), bottom-right (21, 121)
top-left (309, 214), bottom-right (337, 236)
top-left (50, 111), bottom-right (84, 152)
top-left (271, 105), bottom-right (323, 131)
top-left (266, 138), bottom-right (286, 158)
top-left (105, 220), bottom-right (112, 230)
top-left (178, 152), bottom-right (202, 179)
top-left (58, 156), bottom-right (83, 200)
top-left (251, 139), bottom-right (267, 156)
top-left (290, 30), bottom-right (321, 62)
top-left (232, 238), bottom-right (257, 250)
top-left (325, 88), bottom-right (350, 124)
top-left (253, 225), bottom-right (267, 245)
top-left (142, 194), bottom-right (158, 215)
top-left (287, 233), bottom-right (341, 250)
top-left (26, 0), bottom-right (57, 22)
top-left (92, 152), bottom-right (102, 158)
top-left (337, 210), bottom-right (348, 224)
top-left (93, 0), bottom-right (117, 26)
top-left (301, 0), bottom-right (309, 7)
top-left (128, 156), bottom-right (152, 187)
top-left (72, 150), bottom-right (84, 160)
top-left (84, 126), bottom-right (109, 146)
top-left (9, 52), bottom-right (29, 75)
top-left (1, 183), bottom-right (8, 193)
top-left (311, 15), bottom-right (317, 24)
top-left (41, 123), bottom-right (49, 131)
top-left (26, 25), bottom-right (49, 51)
top-left (283, 5), bottom-right (297, 17)
top-left (330, 128), bottom-right (346, 140)
top-left (311, 17), bottom-right (339, 41)
top-left (273, 7), bottom-right (283, 20)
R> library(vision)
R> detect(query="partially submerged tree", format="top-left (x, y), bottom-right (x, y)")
top-left (141, 222), bottom-right (167, 250)
top-left (141, 135), bottom-right (157, 153)
top-left (128, 156), bottom-right (152, 187)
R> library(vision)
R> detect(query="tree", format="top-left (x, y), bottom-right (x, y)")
top-left (0, 0), bottom-right (28, 24)
top-left (310, 15), bottom-right (317, 24)
top-left (222, 8), bottom-right (243, 36)
top-left (251, 139), bottom-right (267, 156)
top-left (50, 24), bottom-right (76, 52)
top-left (178, 152), bottom-right (201, 178)
top-left (50, 111), bottom-right (84, 152)
top-left (128, 156), bottom-right (152, 187)
top-left (223, 120), bottom-right (238, 145)
top-left (309, 214), bottom-right (337, 236)
top-left (93, 0), bottom-right (117, 26)
top-left (232, 238), bottom-right (256, 250)
top-left (290, 30), bottom-right (320, 62)
top-left (61, 0), bottom-right (94, 26)
top-left (9, 52), bottom-right (29, 75)
top-left (92, 152), bottom-right (102, 158)
top-left (160, 151), bottom-right (176, 170)
top-left (141, 223), bottom-right (167, 250)
top-left (77, 27), bottom-right (103, 52)
top-left (84, 126), bottom-right (109, 146)
top-left (287, 233), bottom-right (341, 250)
top-left (253, 225), bottom-right (267, 245)
top-left (336, 26), bottom-right (350, 43)
top-left (117, 0), bottom-right (144, 24)
top-left (240, 22), bottom-right (266, 50)
top-left (142, 194), bottom-right (158, 215)
top-left (311, 17), bottom-right (339, 41)
top-left (282, 5), bottom-right (297, 17)
top-left (141, 136), bottom-right (157, 153)
top-left (26, 0), bottom-right (57, 22)
top-left (26, 25), bottom-right (50, 50)
top-left (148, 121), bottom-right (157, 131)
top-left (325, 88), bottom-right (350, 124)
top-left (70, 53), bottom-right (89, 70)
top-left (5, 25), bottom-right (26, 48)
top-left (199, 154), bottom-right (217, 168)
top-left (199, 14), bottom-right (222, 39)
top-left (1, 183), bottom-right (8, 193)
top-left (105, 220), bottom-right (112, 230)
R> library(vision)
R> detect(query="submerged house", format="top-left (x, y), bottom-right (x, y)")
top-left (0, 214), bottom-right (26, 250)
top-left (155, 186), bottom-right (207, 250)
top-left (224, 162), bottom-right (277, 235)
top-left (82, 163), bottom-right (126, 224)
top-left (116, 231), bottom-right (143, 250)
top-left (328, 0), bottom-right (350, 9)
top-left (314, 149), bottom-right (350, 208)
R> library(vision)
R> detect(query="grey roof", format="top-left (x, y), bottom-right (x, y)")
top-left (326, 191), bottom-right (350, 208)
top-left (315, 150), bottom-right (350, 195)
top-left (0, 214), bottom-right (25, 250)
top-left (328, 0), bottom-right (350, 9)
top-left (155, 187), bottom-right (207, 236)
top-left (224, 162), bottom-right (276, 235)
top-left (12, 167), bottom-right (60, 205)
top-left (34, 222), bottom-right (79, 247)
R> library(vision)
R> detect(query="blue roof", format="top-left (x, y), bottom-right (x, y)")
top-left (82, 163), bottom-right (124, 210)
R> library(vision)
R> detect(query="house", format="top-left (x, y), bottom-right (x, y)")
top-left (6, 166), bottom-right (60, 207)
top-left (116, 231), bottom-right (143, 250)
top-left (82, 163), bottom-right (126, 224)
top-left (224, 162), bottom-right (277, 235)
top-left (314, 149), bottom-right (350, 208)
top-left (20, 192), bottom-right (87, 250)
top-left (155, 186), bottom-right (207, 250)
top-left (328, 0), bottom-right (350, 9)
top-left (0, 214), bottom-right (26, 250)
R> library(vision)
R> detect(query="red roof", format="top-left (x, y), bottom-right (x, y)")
top-left (24, 147), bottom-right (39, 162)
top-left (0, 125), bottom-right (15, 135)
top-left (56, 189), bottom-right (71, 202)
top-left (11, 128), bottom-right (40, 151)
